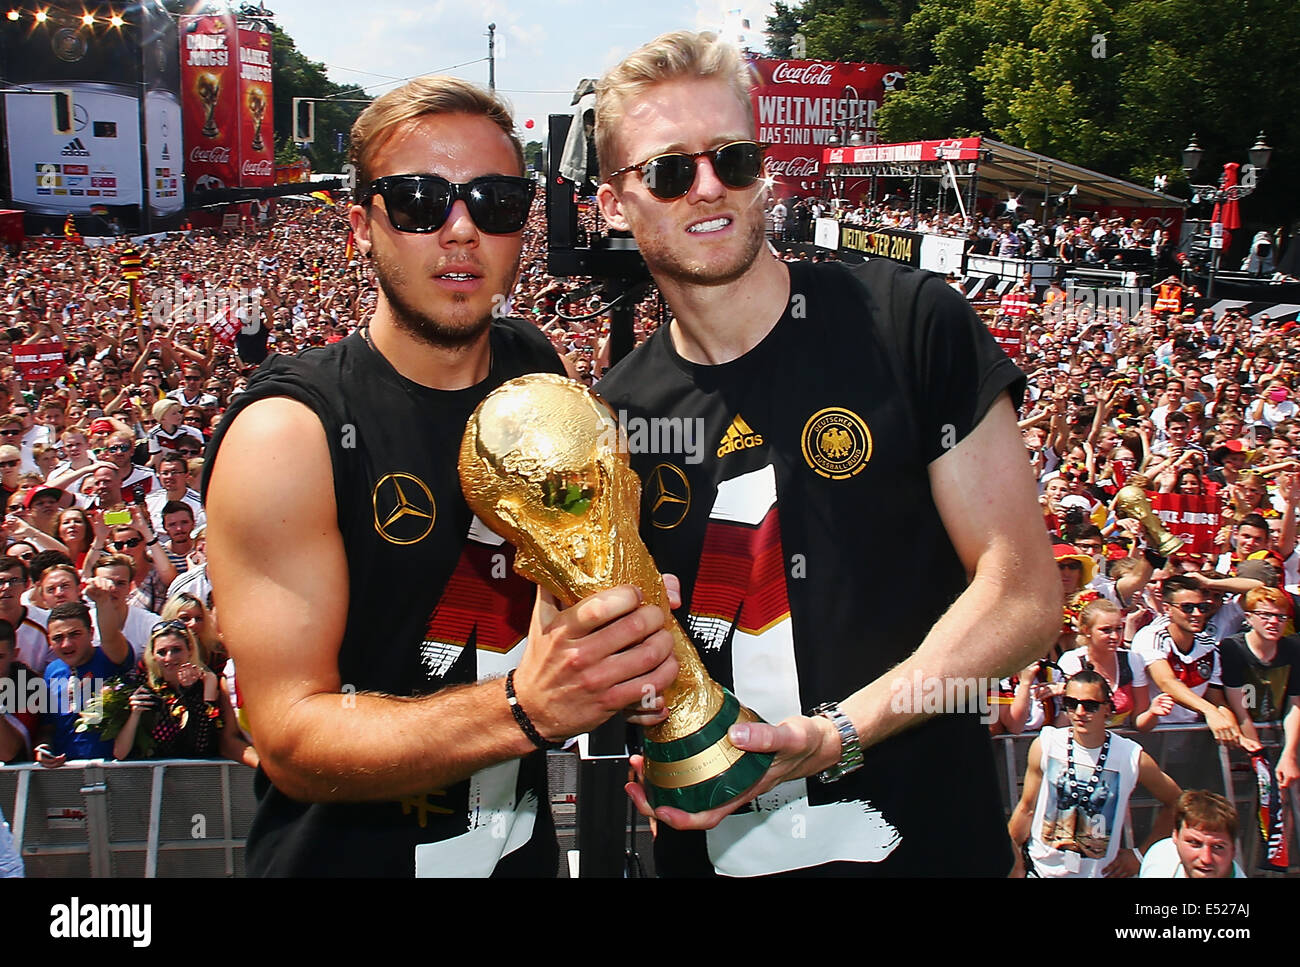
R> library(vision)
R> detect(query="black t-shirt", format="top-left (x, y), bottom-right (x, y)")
top-left (205, 319), bottom-right (566, 877)
top-left (596, 259), bottom-right (1026, 877)
top-left (1218, 633), bottom-right (1300, 726)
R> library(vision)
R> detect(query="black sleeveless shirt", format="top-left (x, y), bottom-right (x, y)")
top-left (205, 318), bottom-right (565, 876)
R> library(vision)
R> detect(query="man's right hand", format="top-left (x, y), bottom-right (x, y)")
top-left (1204, 705), bottom-right (1247, 748)
top-left (514, 585), bottom-right (678, 744)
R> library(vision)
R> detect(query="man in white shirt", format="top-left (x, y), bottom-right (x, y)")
top-left (1139, 790), bottom-right (1246, 878)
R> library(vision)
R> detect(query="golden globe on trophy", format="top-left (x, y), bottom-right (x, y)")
top-left (459, 373), bottom-right (771, 812)
top-left (1114, 485), bottom-right (1184, 556)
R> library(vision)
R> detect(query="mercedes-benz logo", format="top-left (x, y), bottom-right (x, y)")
top-left (372, 473), bottom-right (436, 545)
top-left (646, 463), bottom-right (690, 530)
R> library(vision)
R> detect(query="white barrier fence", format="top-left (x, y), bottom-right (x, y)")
top-left (1, 759), bottom-right (256, 877)
top-left (3, 723), bottom-right (1295, 876)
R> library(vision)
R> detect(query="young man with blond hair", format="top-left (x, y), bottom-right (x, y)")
top-left (594, 30), bottom-right (1059, 876)
top-left (205, 75), bottom-right (678, 877)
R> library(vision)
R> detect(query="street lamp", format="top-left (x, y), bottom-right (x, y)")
top-left (1181, 131), bottom-right (1273, 299)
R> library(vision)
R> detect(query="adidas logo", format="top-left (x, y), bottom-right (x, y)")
top-left (60, 138), bottom-right (90, 158)
top-left (717, 414), bottom-right (764, 458)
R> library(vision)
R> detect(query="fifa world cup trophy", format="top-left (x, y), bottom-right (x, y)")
top-left (1114, 485), bottom-right (1185, 556)
top-left (196, 72), bottom-right (221, 139)
top-left (247, 86), bottom-right (267, 152)
top-left (459, 373), bottom-right (772, 811)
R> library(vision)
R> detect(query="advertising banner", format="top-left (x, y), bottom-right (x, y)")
top-left (919, 234), bottom-right (967, 274)
top-left (13, 342), bottom-right (67, 381)
top-left (1148, 493), bottom-right (1219, 555)
top-left (824, 137), bottom-right (984, 166)
top-left (5, 86), bottom-right (142, 212)
top-left (141, 9), bottom-right (183, 221)
top-left (748, 58), bottom-right (904, 199)
top-left (839, 224), bottom-right (920, 266)
top-left (987, 327), bottom-right (1024, 359)
top-left (179, 11), bottom-right (239, 195)
top-left (236, 27), bottom-right (274, 187)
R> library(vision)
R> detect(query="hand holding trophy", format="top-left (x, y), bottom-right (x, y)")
top-left (459, 372), bottom-right (772, 811)
top-left (1113, 485), bottom-right (1185, 556)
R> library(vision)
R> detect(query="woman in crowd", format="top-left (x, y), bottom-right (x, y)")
top-left (1056, 599), bottom-right (1173, 731)
top-left (56, 507), bottom-right (92, 568)
top-left (1010, 670), bottom-right (1183, 877)
top-left (113, 619), bottom-right (223, 759)
top-left (159, 592), bottom-right (226, 677)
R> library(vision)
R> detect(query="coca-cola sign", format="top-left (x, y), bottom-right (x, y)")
top-left (770, 61), bottom-right (835, 86)
top-left (241, 159), bottom-right (273, 177)
top-left (190, 145), bottom-right (231, 164)
top-left (767, 156), bottom-right (820, 178)
top-left (750, 57), bottom-right (905, 200)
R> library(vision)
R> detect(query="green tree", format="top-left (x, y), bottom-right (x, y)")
top-left (765, 2), bottom-right (803, 58)
top-left (790, 0), bottom-right (1300, 227)
top-left (523, 140), bottom-right (543, 172)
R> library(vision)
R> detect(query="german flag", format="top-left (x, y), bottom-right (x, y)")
top-left (344, 229), bottom-right (355, 263)
top-left (120, 245), bottom-right (144, 319)
top-left (63, 214), bottom-right (82, 245)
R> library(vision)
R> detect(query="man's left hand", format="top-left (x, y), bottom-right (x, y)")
top-left (625, 713), bottom-right (840, 831)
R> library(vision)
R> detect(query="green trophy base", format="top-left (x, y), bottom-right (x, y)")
top-left (642, 689), bottom-right (773, 813)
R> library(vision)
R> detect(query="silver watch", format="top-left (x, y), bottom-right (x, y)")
top-left (811, 702), bottom-right (864, 783)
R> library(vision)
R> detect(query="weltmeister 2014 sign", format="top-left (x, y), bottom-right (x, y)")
top-left (747, 58), bottom-right (904, 199)
top-left (839, 225), bottom-right (920, 266)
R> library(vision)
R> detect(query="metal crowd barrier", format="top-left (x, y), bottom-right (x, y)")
top-left (3, 724), bottom-right (1294, 877)
top-left (0, 759), bottom-right (256, 877)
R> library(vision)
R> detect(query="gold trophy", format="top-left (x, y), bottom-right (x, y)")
top-left (1114, 485), bottom-right (1184, 556)
top-left (247, 86), bottom-right (267, 152)
top-left (459, 373), bottom-right (771, 812)
top-left (196, 71), bottom-right (221, 138)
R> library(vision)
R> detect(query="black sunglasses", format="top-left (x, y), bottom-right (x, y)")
top-left (1062, 697), bottom-right (1107, 714)
top-left (111, 537), bottom-right (143, 550)
top-left (361, 174), bottom-right (535, 235)
top-left (1174, 602), bottom-right (1212, 614)
top-left (609, 140), bottom-right (768, 200)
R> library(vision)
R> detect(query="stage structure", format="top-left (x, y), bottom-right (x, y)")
top-left (0, 0), bottom-right (183, 234)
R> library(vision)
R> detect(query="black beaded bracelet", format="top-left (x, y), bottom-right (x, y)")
top-left (505, 669), bottom-right (562, 751)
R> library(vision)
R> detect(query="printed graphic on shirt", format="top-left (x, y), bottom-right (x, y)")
top-left (800, 407), bottom-right (873, 479)
top-left (644, 462), bottom-right (691, 530)
top-left (1040, 756), bottom-right (1122, 859)
top-left (402, 518), bottom-right (536, 873)
top-left (371, 472), bottom-right (437, 546)
top-left (716, 414), bottom-right (764, 459)
top-left (687, 465), bottom-right (901, 875)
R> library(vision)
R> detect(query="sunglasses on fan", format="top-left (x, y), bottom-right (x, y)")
top-left (608, 141), bottom-right (768, 200)
top-left (360, 174), bottom-right (535, 234)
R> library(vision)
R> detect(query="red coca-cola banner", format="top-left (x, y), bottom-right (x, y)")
top-left (824, 136), bottom-right (984, 166)
top-left (237, 28), bottom-right (275, 188)
top-left (180, 11), bottom-right (239, 195)
top-left (13, 341), bottom-right (67, 381)
top-left (748, 58), bottom-right (905, 199)
top-left (988, 327), bottom-right (1024, 359)
top-left (1147, 492), bottom-right (1220, 555)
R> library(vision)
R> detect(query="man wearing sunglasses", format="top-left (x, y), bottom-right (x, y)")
top-left (592, 31), bottom-right (1060, 877)
top-left (206, 76), bottom-right (678, 878)
top-left (1133, 575), bottom-right (1249, 747)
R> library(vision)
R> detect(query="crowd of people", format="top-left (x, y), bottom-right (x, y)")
top-left (0, 110), bottom-right (1295, 879)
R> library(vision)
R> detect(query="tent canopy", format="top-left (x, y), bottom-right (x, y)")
top-left (976, 138), bottom-right (1185, 211)
top-left (824, 137), bottom-right (1186, 211)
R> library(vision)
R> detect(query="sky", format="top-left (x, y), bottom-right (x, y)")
top-left (271, 0), bottom-right (779, 146)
